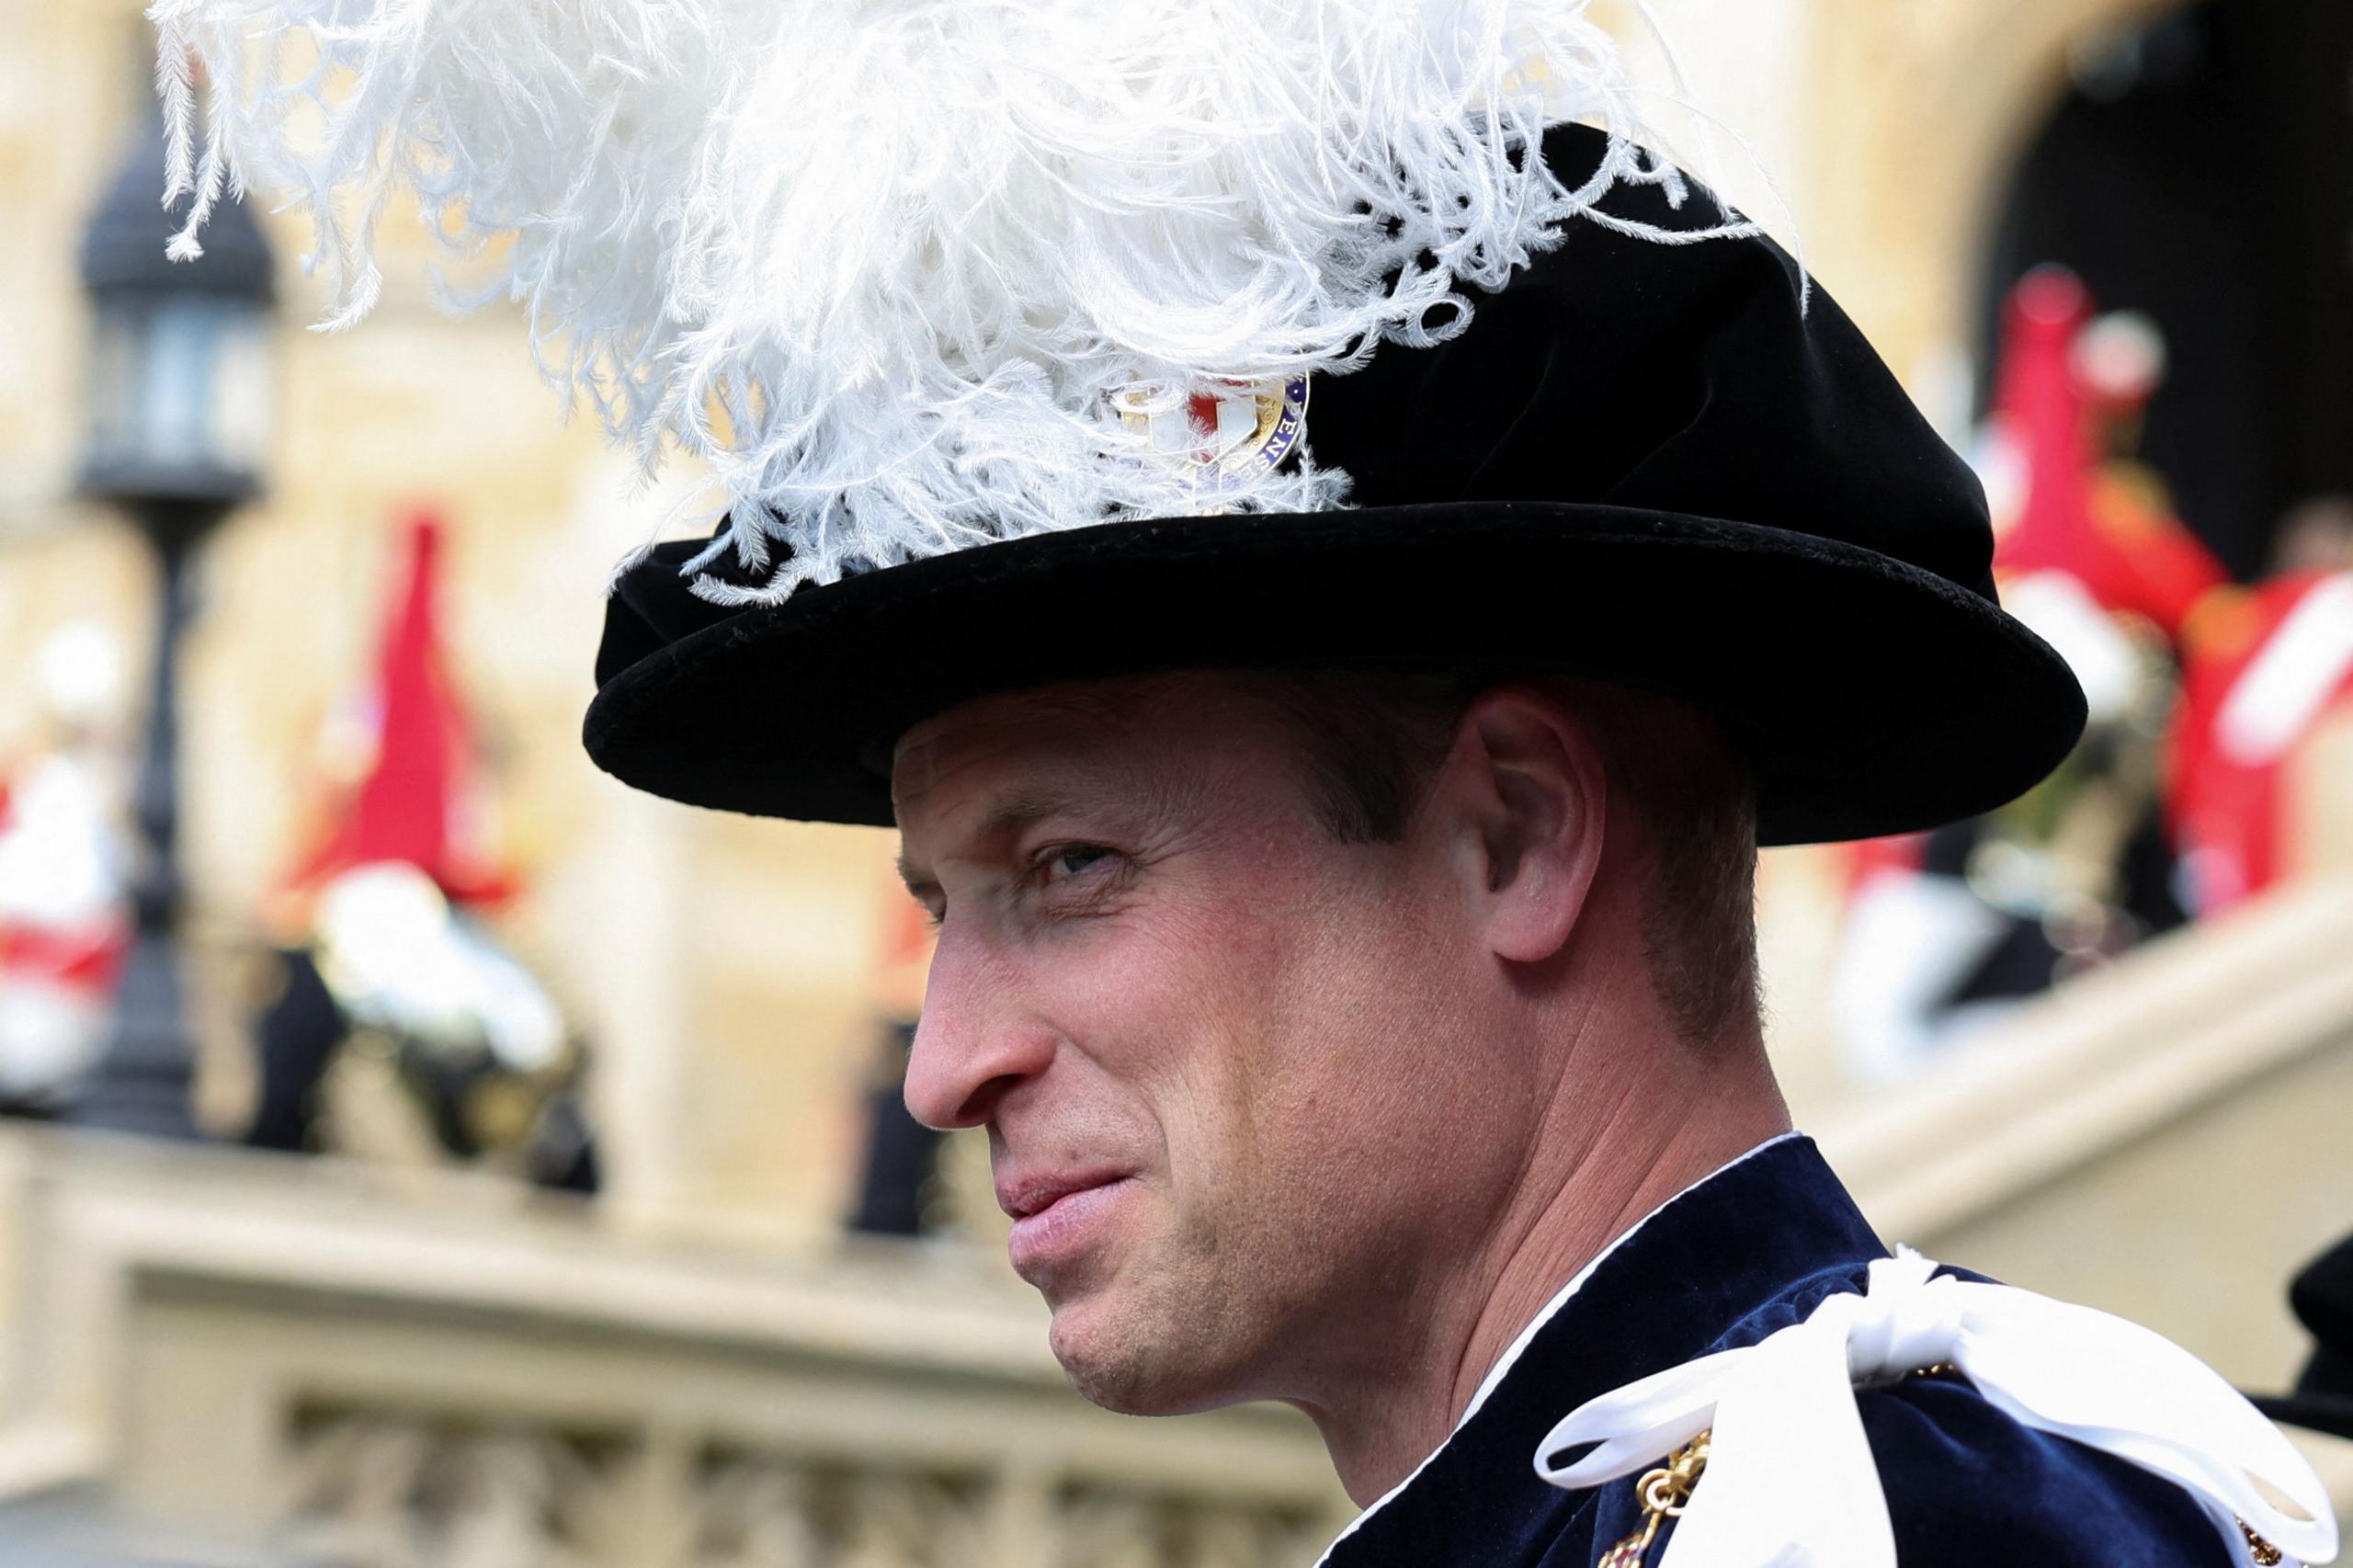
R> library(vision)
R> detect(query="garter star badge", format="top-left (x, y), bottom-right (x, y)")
top-left (1110, 375), bottom-right (1310, 500)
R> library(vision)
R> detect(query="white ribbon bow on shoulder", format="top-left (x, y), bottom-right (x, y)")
top-left (1533, 1249), bottom-right (2340, 1567)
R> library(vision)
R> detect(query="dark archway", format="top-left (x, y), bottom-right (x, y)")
top-left (1976, 0), bottom-right (2353, 580)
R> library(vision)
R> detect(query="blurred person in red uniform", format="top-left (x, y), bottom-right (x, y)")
top-left (847, 885), bottom-right (948, 1235)
top-left (2170, 512), bottom-right (2353, 915)
top-left (1831, 268), bottom-right (2225, 1081)
top-left (247, 513), bottom-right (595, 1189)
top-left (0, 624), bottom-right (133, 1113)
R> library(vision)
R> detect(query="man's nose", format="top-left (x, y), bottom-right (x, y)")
top-left (902, 933), bottom-right (1052, 1131)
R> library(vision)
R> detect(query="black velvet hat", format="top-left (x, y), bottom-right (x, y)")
top-left (585, 123), bottom-right (2086, 845)
top-left (2254, 1233), bottom-right (2353, 1441)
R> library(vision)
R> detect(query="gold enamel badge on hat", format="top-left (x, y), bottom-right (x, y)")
top-left (1110, 375), bottom-right (1309, 505)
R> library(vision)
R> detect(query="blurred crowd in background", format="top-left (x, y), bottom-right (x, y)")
top-left (1830, 266), bottom-right (2353, 1082)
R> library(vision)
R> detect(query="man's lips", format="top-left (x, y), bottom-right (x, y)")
top-left (999, 1172), bottom-right (1138, 1276)
top-left (995, 1169), bottom-right (1131, 1221)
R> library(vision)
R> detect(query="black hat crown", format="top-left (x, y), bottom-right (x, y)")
top-left (587, 124), bottom-right (2084, 843)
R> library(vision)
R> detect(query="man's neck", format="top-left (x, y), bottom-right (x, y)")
top-left (1302, 1062), bottom-right (1790, 1505)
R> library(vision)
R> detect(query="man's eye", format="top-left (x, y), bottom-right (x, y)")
top-left (1042, 844), bottom-right (1116, 881)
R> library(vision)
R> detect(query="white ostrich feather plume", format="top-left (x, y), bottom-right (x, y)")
top-left (152, 0), bottom-right (1755, 602)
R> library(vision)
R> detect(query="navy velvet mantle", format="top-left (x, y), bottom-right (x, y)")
top-left (1317, 1137), bottom-right (2231, 1567)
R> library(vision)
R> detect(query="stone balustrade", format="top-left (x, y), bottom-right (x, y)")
top-left (0, 1131), bottom-right (1351, 1566)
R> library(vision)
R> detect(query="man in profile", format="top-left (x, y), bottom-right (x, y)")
top-left (587, 156), bottom-right (2337, 1556)
top-left (163, 2), bottom-right (2336, 1560)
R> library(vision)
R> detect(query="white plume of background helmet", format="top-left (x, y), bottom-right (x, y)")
top-left (151, 0), bottom-right (1764, 603)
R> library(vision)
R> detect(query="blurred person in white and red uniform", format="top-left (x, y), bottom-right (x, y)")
top-left (2169, 496), bottom-right (2353, 915)
top-left (244, 513), bottom-right (595, 1189)
top-left (1831, 268), bottom-right (2223, 1080)
top-left (0, 624), bottom-right (133, 1113)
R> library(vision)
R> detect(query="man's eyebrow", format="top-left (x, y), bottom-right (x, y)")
top-left (893, 790), bottom-right (1084, 896)
top-left (978, 790), bottom-right (1082, 840)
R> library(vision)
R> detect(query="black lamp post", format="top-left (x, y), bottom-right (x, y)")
top-left (71, 109), bottom-right (275, 1136)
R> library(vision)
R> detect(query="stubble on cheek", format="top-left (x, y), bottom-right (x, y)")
top-left (1111, 919), bottom-right (1365, 1406)
top-left (1044, 926), bottom-right (1298, 1415)
top-left (1045, 778), bottom-right (1413, 1415)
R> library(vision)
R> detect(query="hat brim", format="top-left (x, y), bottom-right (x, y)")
top-left (583, 501), bottom-right (2086, 846)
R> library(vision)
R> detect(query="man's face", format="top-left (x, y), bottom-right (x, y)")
top-left (892, 674), bottom-right (1532, 1415)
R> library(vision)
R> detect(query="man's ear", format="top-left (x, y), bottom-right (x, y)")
top-left (1429, 687), bottom-right (1607, 965)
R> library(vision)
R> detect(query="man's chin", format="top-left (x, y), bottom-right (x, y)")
top-left (1046, 1295), bottom-right (1239, 1417)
